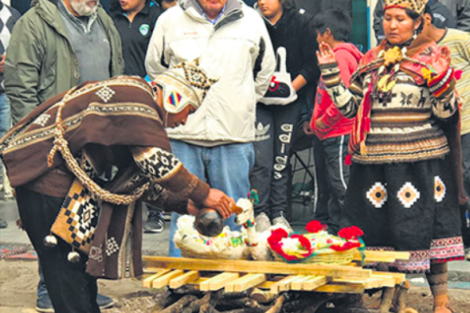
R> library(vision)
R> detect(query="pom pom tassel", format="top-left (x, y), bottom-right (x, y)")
top-left (43, 234), bottom-right (58, 248)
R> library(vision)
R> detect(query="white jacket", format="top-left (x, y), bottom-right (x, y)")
top-left (145, 0), bottom-right (275, 144)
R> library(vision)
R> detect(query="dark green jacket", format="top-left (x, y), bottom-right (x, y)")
top-left (5, 0), bottom-right (124, 124)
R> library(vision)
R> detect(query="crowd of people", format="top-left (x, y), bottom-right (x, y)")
top-left (0, 0), bottom-right (469, 312)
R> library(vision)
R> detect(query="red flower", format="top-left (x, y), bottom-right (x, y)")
top-left (330, 241), bottom-right (360, 252)
top-left (268, 228), bottom-right (289, 252)
top-left (271, 228), bottom-right (289, 238)
top-left (291, 234), bottom-right (312, 251)
top-left (305, 220), bottom-right (327, 233)
top-left (338, 226), bottom-right (364, 240)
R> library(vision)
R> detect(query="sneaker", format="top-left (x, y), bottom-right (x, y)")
top-left (0, 217), bottom-right (7, 229)
top-left (97, 293), bottom-right (114, 309)
top-left (144, 210), bottom-right (165, 233)
top-left (254, 212), bottom-right (271, 232)
top-left (36, 293), bottom-right (54, 313)
top-left (272, 213), bottom-right (293, 233)
top-left (36, 293), bottom-right (114, 312)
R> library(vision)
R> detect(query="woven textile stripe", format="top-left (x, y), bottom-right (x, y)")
top-left (51, 179), bottom-right (100, 254)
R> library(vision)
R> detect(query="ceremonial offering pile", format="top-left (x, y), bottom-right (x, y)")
top-left (174, 215), bottom-right (250, 260)
top-left (268, 221), bottom-right (365, 265)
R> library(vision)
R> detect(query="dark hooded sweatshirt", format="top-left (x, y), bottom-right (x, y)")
top-left (259, 1), bottom-right (319, 98)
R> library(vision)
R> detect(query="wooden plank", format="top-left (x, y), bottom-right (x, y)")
top-left (302, 275), bottom-right (328, 291)
top-left (372, 271), bottom-right (406, 285)
top-left (332, 277), bottom-right (386, 289)
top-left (354, 251), bottom-right (410, 262)
top-left (200, 273), bottom-right (240, 291)
top-left (143, 267), bottom-right (167, 274)
top-left (270, 275), bottom-right (303, 293)
top-left (143, 256), bottom-right (371, 278)
top-left (291, 276), bottom-right (314, 290)
top-left (225, 274), bottom-right (266, 292)
top-left (315, 283), bottom-right (365, 294)
top-left (142, 269), bottom-right (172, 288)
top-left (370, 275), bottom-right (396, 287)
top-left (152, 270), bottom-right (184, 289)
top-left (169, 271), bottom-right (200, 289)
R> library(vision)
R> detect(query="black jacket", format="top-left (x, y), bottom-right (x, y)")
top-left (259, 1), bottom-right (319, 96)
top-left (111, 0), bottom-right (162, 78)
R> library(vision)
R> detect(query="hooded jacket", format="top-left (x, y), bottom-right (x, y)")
top-left (257, 0), bottom-right (319, 98)
top-left (145, 0), bottom-right (275, 144)
top-left (311, 43), bottom-right (363, 140)
top-left (5, 0), bottom-right (124, 124)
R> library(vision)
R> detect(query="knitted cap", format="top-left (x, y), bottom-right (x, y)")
top-left (153, 59), bottom-right (218, 114)
top-left (384, 0), bottom-right (428, 14)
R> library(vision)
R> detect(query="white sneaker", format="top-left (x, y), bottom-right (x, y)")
top-left (254, 212), bottom-right (271, 232)
top-left (272, 213), bottom-right (293, 233)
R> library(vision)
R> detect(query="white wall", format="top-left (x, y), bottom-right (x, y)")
top-left (369, 0), bottom-right (378, 47)
top-left (2, 0), bottom-right (11, 5)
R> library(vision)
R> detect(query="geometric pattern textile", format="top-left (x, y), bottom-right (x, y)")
top-left (366, 182), bottom-right (388, 209)
top-left (397, 182), bottom-right (420, 208)
top-left (51, 179), bottom-right (100, 254)
top-left (434, 176), bottom-right (446, 202)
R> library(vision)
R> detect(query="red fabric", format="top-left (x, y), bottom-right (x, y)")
top-left (311, 43), bottom-right (363, 140)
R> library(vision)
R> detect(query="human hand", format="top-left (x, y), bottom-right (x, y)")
top-left (315, 118), bottom-right (327, 130)
top-left (0, 54), bottom-right (5, 73)
top-left (203, 189), bottom-right (234, 219)
top-left (303, 120), bottom-right (314, 135)
top-left (316, 42), bottom-right (337, 66)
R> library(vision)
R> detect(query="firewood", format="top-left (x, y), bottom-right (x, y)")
top-left (264, 294), bottom-right (285, 313)
top-left (181, 293), bottom-right (211, 313)
top-left (160, 295), bottom-right (197, 313)
top-left (221, 290), bottom-right (251, 299)
top-left (151, 287), bottom-right (175, 312)
top-left (174, 284), bottom-right (203, 296)
top-left (250, 288), bottom-right (277, 304)
top-left (283, 293), bottom-right (336, 312)
top-left (378, 287), bottom-right (395, 313)
top-left (200, 303), bottom-right (266, 313)
top-left (216, 297), bottom-right (268, 311)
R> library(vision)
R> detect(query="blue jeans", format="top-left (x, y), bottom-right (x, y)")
top-left (168, 140), bottom-right (255, 257)
top-left (0, 93), bottom-right (11, 138)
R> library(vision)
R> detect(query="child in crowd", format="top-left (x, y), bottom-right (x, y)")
top-left (309, 8), bottom-right (363, 233)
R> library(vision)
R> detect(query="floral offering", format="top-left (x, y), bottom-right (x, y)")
top-left (267, 221), bottom-right (365, 263)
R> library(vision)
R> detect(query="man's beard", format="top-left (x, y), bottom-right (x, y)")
top-left (70, 0), bottom-right (99, 16)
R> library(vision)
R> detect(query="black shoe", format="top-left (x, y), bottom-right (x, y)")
top-left (144, 210), bottom-right (165, 233)
top-left (0, 217), bottom-right (7, 229)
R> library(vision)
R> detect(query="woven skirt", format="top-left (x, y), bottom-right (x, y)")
top-left (344, 156), bottom-right (465, 273)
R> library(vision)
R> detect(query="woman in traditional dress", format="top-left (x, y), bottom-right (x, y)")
top-left (316, 0), bottom-right (465, 312)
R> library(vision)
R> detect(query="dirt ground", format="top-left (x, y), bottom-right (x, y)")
top-left (1, 260), bottom-right (469, 313)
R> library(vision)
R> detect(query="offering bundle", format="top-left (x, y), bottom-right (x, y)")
top-left (268, 221), bottom-right (365, 265)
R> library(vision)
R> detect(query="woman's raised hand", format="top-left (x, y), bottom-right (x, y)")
top-left (316, 42), bottom-right (337, 66)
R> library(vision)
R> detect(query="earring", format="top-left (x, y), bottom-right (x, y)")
top-left (412, 30), bottom-right (418, 40)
